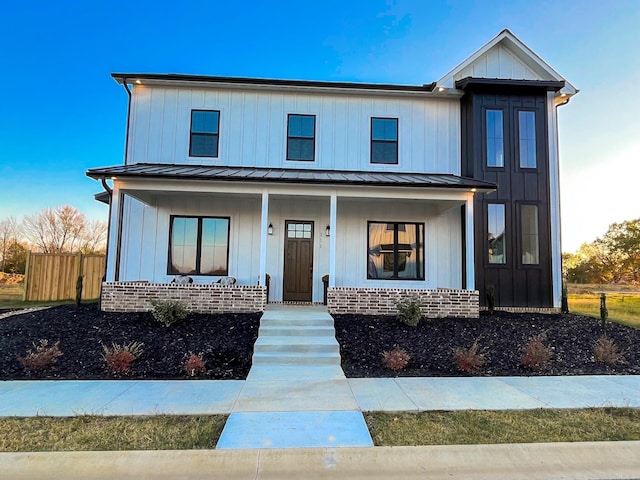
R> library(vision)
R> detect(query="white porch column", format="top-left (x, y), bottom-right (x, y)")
top-left (548, 92), bottom-right (563, 308)
top-left (465, 193), bottom-right (475, 290)
top-left (105, 183), bottom-right (121, 282)
top-left (259, 191), bottom-right (269, 287)
top-left (329, 192), bottom-right (337, 287)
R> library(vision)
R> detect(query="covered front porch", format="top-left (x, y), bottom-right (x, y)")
top-left (89, 164), bottom-right (493, 317)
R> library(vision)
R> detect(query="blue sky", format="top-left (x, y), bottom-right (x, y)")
top-left (1, 0), bottom-right (638, 252)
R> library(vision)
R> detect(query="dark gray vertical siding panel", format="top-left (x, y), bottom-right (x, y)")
top-left (465, 88), bottom-right (553, 308)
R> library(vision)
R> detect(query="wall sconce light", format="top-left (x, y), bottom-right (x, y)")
top-left (268, 223), bottom-right (273, 235)
top-left (325, 225), bottom-right (330, 237)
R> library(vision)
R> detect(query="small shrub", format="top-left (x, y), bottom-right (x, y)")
top-left (453, 340), bottom-right (485, 374)
top-left (521, 333), bottom-right (553, 370)
top-left (18, 339), bottom-right (63, 372)
top-left (183, 352), bottom-right (207, 377)
top-left (150, 299), bottom-right (188, 327)
top-left (102, 341), bottom-right (144, 374)
top-left (594, 336), bottom-right (625, 365)
top-left (382, 347), bottom-right (410, 371)
top-left (396, 296), bottom-right (422, 327)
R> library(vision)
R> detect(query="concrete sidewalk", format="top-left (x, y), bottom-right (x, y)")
top-left (1, 375), bottom-right (639, 417)
top-left (3, 442), bottom-right (640, 479)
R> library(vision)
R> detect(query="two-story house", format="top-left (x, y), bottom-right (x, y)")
top-left (88, 29), bottom-right (577, 316)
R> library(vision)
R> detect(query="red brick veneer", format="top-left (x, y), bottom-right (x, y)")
top-left (327, 287), bottom-right (479, 318)
top-left (101, 282), bottom-right (266, 313)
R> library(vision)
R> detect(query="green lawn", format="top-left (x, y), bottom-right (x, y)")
top-left (568, 293), bottom-right (640, 328)
top-left (0, 416), bottom-right (226, 452)
top-left (0, 283), bottom-right (97, 309)
top-left (365, 408), bottom-right (640, 446)
top-left (3, 410), bottom-right (640, 451)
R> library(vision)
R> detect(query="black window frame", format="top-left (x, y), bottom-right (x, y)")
top-left (168, 215), bottom-right (230, 276)
top-left (367, 221), bottom-right (425, 280)
top-left (517, 202), bottom-right (541, 267)
top-left (189, 110), bottom-right (220, 158)
top-left (370, 117), bottom-right (399, 164)
top-left (484, 108), bottom-right (505, 169)
top-left (516, 109), bottom-right (537, 170)
top-left (486, 202), bottom-right (508, 267)
top-left (286, 114), bottom-right (316, 162)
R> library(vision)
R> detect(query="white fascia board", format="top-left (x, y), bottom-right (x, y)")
top-left (115, 178), bottom-right (476, 203)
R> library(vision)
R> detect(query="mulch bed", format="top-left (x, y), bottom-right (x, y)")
top-left (1, 305), bottom-right (639, 380)
top-left (0, 304), bottom-right (260, 380)
top-left (334, 312), bottom-right (640, 377)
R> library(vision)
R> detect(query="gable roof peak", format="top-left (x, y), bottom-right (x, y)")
top-left (436, 29), bottom-right (577, 98)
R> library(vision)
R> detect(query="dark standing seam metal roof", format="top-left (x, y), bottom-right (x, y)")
top-left (87, 163), bottom-right (496, 190)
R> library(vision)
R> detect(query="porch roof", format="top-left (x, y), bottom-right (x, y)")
top-left (87, 163), bottom-right (496, 190)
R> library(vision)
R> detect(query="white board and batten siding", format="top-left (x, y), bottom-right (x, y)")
top-left (335, 200), bottom-right (463, 290)
top-left (118, 195), bottom-right (262, 286)
top-left (118, 193), bottom-right (464, 301)
top-left (127, 85), bottom-right (460, 175)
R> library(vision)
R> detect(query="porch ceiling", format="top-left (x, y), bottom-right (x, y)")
top-left (87, 163), bottom-right (496, 191)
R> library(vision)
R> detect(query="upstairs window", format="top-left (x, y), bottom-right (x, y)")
top-left (486, 109), bottom-right (504, 167)
top-left (520, 205), bottom-right (539, 265)
top-left (190, 110), bottom-right (220, 157)
top-left (287, 114), bottom-right (315, 161)
top-left (518, 111), bottom-right (536, 168)
top-left (169, 216), bottom-right (229, 275)
top-left (367, 222), bottom-right (424, 280)
top-left (371, 117), bottom-right (398, 164)
top-left (487, 204), bottom-right (506, 264)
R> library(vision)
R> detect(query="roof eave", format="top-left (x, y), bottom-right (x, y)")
top-left (86, 165), bottom-right (496, 192)
top-left (111, 73), bottom-right (440, 97)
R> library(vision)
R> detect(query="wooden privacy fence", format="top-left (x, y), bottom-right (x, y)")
top-left (23, 253), bottom-right (106, 302)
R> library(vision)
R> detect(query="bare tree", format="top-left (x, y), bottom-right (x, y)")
top-left (0, 216), bottom-right (20, 272)
top-left (22, 205), bottom-right (107, 254)
top-left (78, 219), bottom-right (108, 254)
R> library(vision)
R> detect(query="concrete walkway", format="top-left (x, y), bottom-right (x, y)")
top-left (2, 375), bottom-right (640, 417)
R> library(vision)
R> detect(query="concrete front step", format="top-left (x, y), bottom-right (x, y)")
top-left (254, 336), bottom-right (339, 354)
top-left (259, 317), bottom-right (334, 327)
top-left (258, 325), bottom-right (335, 337)
top-left (252, 351), bottom-right (341, 366)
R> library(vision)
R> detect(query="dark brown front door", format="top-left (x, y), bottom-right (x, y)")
top-left (283, 220), bottom-right (314, 302)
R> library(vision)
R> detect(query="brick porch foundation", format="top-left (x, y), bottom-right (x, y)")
top-left (100, 282), bottom-right (266, 313)
top-left (327, 287), bottom-right (479, 318)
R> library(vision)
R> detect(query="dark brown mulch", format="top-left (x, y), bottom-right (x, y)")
top-left (2, 306), bottom-right (639, 380)
top-left (334, 312), bottom-right (640, 377)
top-left (0, 304), bottom-right (260, 380)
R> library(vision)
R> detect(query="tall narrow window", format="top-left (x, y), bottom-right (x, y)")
top-left (190, 110), bottom-right (220, 157)
top-left (367, 222), bottom-right (424, 280)
top-left (287, 114), bottom-right (315, 161)
top-left (169, 216), bottom-right (229, 275)
top-left (486, 109), bottom-right (504, 167)
top-left (371, 117), bottom-right (398, 164)
top-left (519, 111), bottom-right (536, 168)
top-left (521, 205), bottom-right (539, 265)
top-left (487, 204), bottom-right (506, 264)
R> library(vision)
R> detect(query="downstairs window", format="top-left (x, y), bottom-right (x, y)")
top-left (168, 216), bottom-right (229, 275)
top-left (367, 222), bottom-right (424, 280)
